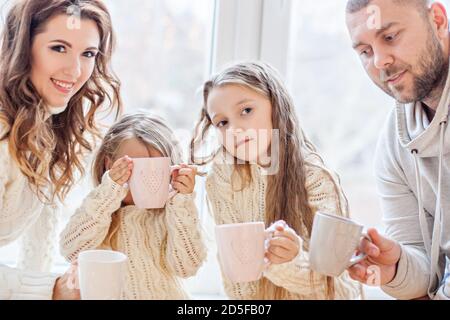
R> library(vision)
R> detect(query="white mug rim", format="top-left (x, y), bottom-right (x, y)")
top-left (315, 211), bottom-right (362, 227)
top-left (215, 221), bottom-right (265, 230)
top-left (78, 250), bottom-right (127, 264)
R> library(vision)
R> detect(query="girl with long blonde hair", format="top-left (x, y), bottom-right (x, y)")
top-left (0, 0), bottom-right (121, 299)
top-left (191, 61), bottom-right (363, 300)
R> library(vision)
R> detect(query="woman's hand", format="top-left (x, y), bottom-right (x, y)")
top-left (109, 156), bottom-right (133, 185)
top-left (265, 220), bottom-right (300, 265)
top-left (171, 164), bottom-right (197, 194)
top-left (52, 263), bottom-right (80, 300)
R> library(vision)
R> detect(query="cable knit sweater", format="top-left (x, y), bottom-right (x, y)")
top-left (0, 140), bottom-right (60, 300)
top-left (60, 172), bottom-right (206, 300)
top-left (205, 155), bottom-right (364, 300)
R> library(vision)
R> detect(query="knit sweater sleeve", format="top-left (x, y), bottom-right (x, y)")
top-left (0, 205), bottom-right (61, 300)
top-left (262, 163), bottom-right (363, 299)
top-left (164, 192), bottom-right (207, 278)
top-left (0, 141), bottom-right (38, 245)
top-left (0, 265), bottom-right (59, 300)
top-left (18, 204), bottom-right (60, 272)
top-left (59, 171), bottom-right (128, 262)
top-left (206, 163), bottom-right (259, 299)
top-left (0, 142), bottom-right (60, 300)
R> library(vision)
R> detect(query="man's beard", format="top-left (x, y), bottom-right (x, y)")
top-left (377, 28), bottom-right (448, 104)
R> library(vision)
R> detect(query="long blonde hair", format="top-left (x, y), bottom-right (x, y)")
top-left (0, 0), bottom-right (122, 202)
top-left (191, 62), bottom-right (349, 299)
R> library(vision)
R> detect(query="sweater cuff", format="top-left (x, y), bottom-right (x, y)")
top-left (100, 171), bottom-right (129, 200)
top-left (382, 244), bottom-right (409, 290)
top-left (167, 192), bottom-right (196, 207)
top-left (12, 272), bottom-right (60, 300)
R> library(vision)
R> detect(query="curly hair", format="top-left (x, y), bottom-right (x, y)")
top-left (0, 0), bottom-right (122, 203)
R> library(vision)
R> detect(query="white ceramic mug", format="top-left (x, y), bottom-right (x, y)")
top-left (77, 250), bottom-right (127, 300)
top-left (129, 157), bottom-right (179, 209)
top-left (309, 212), bottom-right (372, 277)
top-left (215, 222), bottom-right (271, 283)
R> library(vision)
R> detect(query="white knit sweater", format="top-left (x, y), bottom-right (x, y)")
top-left (60, 172), bottom-right (207, 300)
top-left (205, 155), bottom-right (364, 300)
top-left (0, 140), bottom-right (60, 300)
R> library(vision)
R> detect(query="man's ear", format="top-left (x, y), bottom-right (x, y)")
top-left (430, 2), bottom-right (449, 39)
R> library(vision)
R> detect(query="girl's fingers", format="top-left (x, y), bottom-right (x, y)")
top-left (178, 163), bottom-right (197, 172)
top-left (177, 168), bottom-right (195, 182)
top-left (116, 176), bottom-right (128, 185)
top-left (172, 181), bottom-right (187, 192)
top-left (175, 175), bottom-right (191, 187)
top-left (178, 168), bottom-right (192, 175)
top-left (265, 251), bottom-right (287, 264)
top-left (112, 165), bottom-right (130, 175)
top-left (111, 168), bottom-right (130, 182)
top-left (269, 237), bottom-right (297, 252)
top-left (111, 163), bottom-right (132, 178)
top-left (268, 244), bottom-right (292, 260)
top-left (114, 157), bottom-right (131, 168)
top-left (113, 168), bottom-right (132, 184)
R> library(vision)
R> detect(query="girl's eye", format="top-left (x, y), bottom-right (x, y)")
top-left (216, 120), bottom-right (228, 128)
top-left (241, 107), bottom-right (252, 115)
top-left (51, 45), bottom-right (66, 53)
top-left (83, 51), bottom-right (97, 58)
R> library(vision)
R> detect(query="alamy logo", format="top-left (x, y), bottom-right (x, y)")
top-left (366, 5), bottom-right (382, 30)
top-left (66, 5), bottom-right (81, 30)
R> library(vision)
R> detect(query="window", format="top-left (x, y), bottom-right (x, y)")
top-left (286, 0), bottom-right (390, 230)
top-left (104, 0), bottom-right (214, 130)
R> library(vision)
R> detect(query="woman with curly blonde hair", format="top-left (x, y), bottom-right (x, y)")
top-left (0, 0), bottom-right (121, 300)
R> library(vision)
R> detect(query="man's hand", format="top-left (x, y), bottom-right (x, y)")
top-left (347, 228), bottom-right (401, 286)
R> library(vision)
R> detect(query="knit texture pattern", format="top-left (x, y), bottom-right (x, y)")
top-left (0, 139), bottom-right (60, 300)
top-left (205, 156), bottom-right (363, 300)
top-left (60, 172), bottom-right (206, 300)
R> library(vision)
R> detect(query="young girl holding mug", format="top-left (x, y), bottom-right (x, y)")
top-left (60, 114), bottom-right (206, 299)
top-left (191, 62), bottom-right (363, 300)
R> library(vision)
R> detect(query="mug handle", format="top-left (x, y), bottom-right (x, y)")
top-left (168, 165), bottom-right (181, 200)
top-left (348, 232), bottom-right (373, 267)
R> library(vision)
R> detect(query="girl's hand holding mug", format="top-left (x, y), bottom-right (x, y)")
top-left (109, 156), bottom-right (133, 185)
top-left (265, 220), bottom-right (301, 265)
top-left (171, 164), bottom-right (197, 194)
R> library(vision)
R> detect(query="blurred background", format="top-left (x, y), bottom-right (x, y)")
top-left (2, 0), bottom-right (448, 299)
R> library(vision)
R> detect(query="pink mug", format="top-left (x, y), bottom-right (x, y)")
top-left (129, 157), bottom-right (179, 209)
top-left (215, 222), bottom-right (270, 283)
